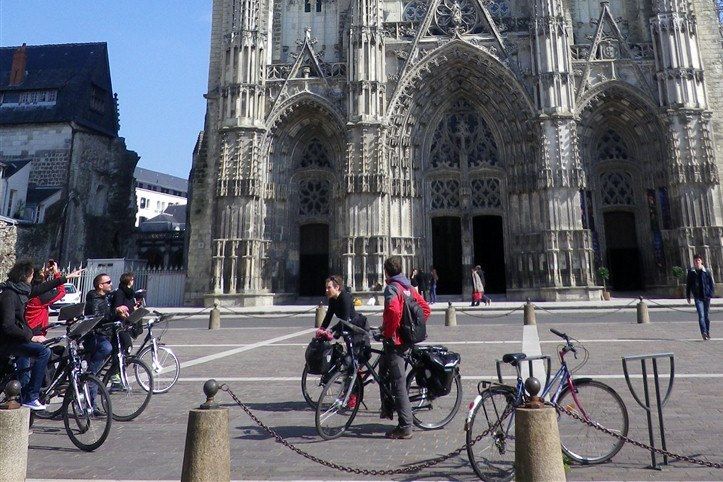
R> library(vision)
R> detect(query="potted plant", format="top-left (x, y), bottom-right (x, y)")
top-left (671, 265), bottom-right (686, 298)
top-left (597, 267), bottom-right (611, 300)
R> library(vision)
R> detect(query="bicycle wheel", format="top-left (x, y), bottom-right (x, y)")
top-left (315, 370), bottom-right (362, 440)
top-left (103, 357), bottom-right (153, 422)
top-left (62, 374), bottom-right (112, 452)
top-left (136, 346), bottom-right (179, 394)
top-left (407, 368), bottom-right (462, 429)
top-left (301, 364), bottom-right (325, 409)
top-left (466, 386), bottom-right (516, 481)
top-left (557, 379), bottom-right (629, 464)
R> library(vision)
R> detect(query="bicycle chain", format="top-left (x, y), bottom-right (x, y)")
top-left (551, 401), bottom-right (723, 469)
top-left (220, 384), bottom-right (512, 476)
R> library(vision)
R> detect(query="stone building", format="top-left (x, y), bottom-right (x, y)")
top-left (0, 43), bottom-right (139, 266)
top-left (187, 0), bottom-right (723, 306)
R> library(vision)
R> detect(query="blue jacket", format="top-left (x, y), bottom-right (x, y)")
top-left (686, 268), bottom-right (715, 300)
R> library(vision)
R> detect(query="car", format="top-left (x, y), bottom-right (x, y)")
top-left (49, 283), bottom-right (83, 315)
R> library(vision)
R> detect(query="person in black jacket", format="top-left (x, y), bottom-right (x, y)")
top-left (84, 273), bottom-right (126, 377)
top-left (686, 254), bottom-right (716, 340)
top-left (320, 275), bottom-right (356, 330)
top-left (0, 260), bottom-right (82, 409)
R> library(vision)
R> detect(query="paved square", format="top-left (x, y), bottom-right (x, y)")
top-left (27, 308), bottom-right (723, 481)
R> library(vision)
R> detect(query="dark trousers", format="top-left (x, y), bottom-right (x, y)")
top-left (83, 333), bottom-right (113, 375)
top-left (6, 342), bottom-right (51, 403)
top-left (379, 342), bottom-right (413, 429)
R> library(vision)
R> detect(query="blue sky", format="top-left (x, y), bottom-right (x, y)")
top-left (0, 1), bottom-right (212, 180)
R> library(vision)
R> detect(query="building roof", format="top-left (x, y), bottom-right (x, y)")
top-left (134, 167), bottom-right (188, 195)
top-left (0, 159), bottom-right (31, 178)
top-left (25, 187), bottom-right (61, 205)
top-left (0, 42), bottom-right (119, 137)
top-left (163, 203), bottom-right (187, 220)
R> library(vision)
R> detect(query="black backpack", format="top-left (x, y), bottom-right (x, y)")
top-left (391, 282), bottom-right (427, 344)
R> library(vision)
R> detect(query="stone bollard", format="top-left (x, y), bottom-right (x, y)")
top-left (315, 302), bottom-right (327, 328)
top-left (209, 301), bottom-right (221, 330)
top-left (445, 302), bottom-right (457, 326)
top-left (0, 381), bottom-right (30, 482)
top-left (181, 379), bottom-right (231, 482)
top-left (515, 377), bottom-right (566, 482)
top-left (637, 297), bottom-right (650, 324)
top-left (524, 298), bottom-right (536, 325)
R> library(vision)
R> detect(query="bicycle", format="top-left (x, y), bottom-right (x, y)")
top-left (301, 335), bottom-right (381, 410)
top-left (465, 328), bottom-right (629, 481)
top-left (92, 312), bottom-right (154, 422)
top-left (132, 310), bottom-right (180, 394)
top-left (2, 306), bottom-right (114, 452)
top-left (315, 320), bottom-right (462, 440)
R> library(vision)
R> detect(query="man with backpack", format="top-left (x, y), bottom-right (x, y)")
top-left (380, 256), bottom-right (431, 439)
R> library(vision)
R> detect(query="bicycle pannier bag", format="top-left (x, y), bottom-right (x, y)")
top-left (305, 338), bottom-right (334, 375)
top-left (415, 346), bottom-right (461, 397)
top-left (392, 282), bottom-right (427, 345)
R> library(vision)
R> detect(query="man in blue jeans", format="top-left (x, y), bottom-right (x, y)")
top-left (686, 254), bottom-right (715, 340)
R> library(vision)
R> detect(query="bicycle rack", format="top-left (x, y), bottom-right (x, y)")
top-left (622, 353), bottom-right (675, 470)
top-left (495, 355), bottom-right (551, 392)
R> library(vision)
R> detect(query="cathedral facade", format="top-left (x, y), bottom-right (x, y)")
top-left (186, 0), bottom-right (723, 306)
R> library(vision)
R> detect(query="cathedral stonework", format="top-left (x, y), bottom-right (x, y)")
top-left (186, 0), bottom-right (723, 306)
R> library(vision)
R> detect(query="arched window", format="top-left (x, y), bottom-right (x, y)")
top-left (429, 100), bottom-right (499, 169)
top-left (600, 171), bottom-right (634, 206)
top-left (596, 128), bottom-right (630, 162)
top-left (299, 179), bottom-right (330, 216)
top-left (299, 138), bottom-right (331, 168)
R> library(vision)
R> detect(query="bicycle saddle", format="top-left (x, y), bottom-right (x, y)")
top-left (502, 353), bottom-right (527, 365)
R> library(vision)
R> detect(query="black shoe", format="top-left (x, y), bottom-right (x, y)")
top-left (704, 333), bottom-right (710, 340)
top-left (385, 426), bottom-right (412, 439)
top-left (380, 407), bottom-right (394, 420)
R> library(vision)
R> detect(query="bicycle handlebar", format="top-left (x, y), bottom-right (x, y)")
top-left (550, 328), bottom-right (567, 339)
top-left (550, 328), bottom-right (577, 353)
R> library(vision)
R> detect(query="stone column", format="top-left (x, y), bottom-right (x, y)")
top-left (343, 0), bottom-right (389, 292)
top-left (651, 0), bottom-right (723, 282)
top-left (509, 0), bottom-right (598, 300)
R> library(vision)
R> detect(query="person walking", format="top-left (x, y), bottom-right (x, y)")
top-left (686, 254), bottom-right (715, 340)
top-left (380, 256), bottom-right (431, 439)
top-left (471, 265), bottom-right (484, 306)
top-left (429, 266), bottom-right (438, 304)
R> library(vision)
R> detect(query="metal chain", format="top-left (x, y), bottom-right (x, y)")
top-left (165, 307), bottom-right (212, 321)
top-left (220, 384), bottom-right (512, 475)
top-left (643, 297), bottom-right (721, 315)
top-left (218, 305), bottom-right (319, 318)
top-left (533, 299), bottom-right (638, 319)
top-left (455, 304), bottom-right (525, 319)
top-left (551, 401), bottom-right (723, 469)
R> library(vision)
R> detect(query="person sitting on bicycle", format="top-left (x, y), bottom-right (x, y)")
top-left (84, 273), bottom-right (128, 380)
top-left (112, 271), bottom-right (143, 345)
top-left (380, 255), bottom-right (431, 439)
top-left (0, 260), bottom-right (82, 410)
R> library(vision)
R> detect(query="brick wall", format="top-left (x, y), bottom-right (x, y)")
top-left (0, 124), bottom-right (72, 186)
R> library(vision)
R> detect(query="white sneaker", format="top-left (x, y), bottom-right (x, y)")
top-left (22, 400), bottom-right (47, 411)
